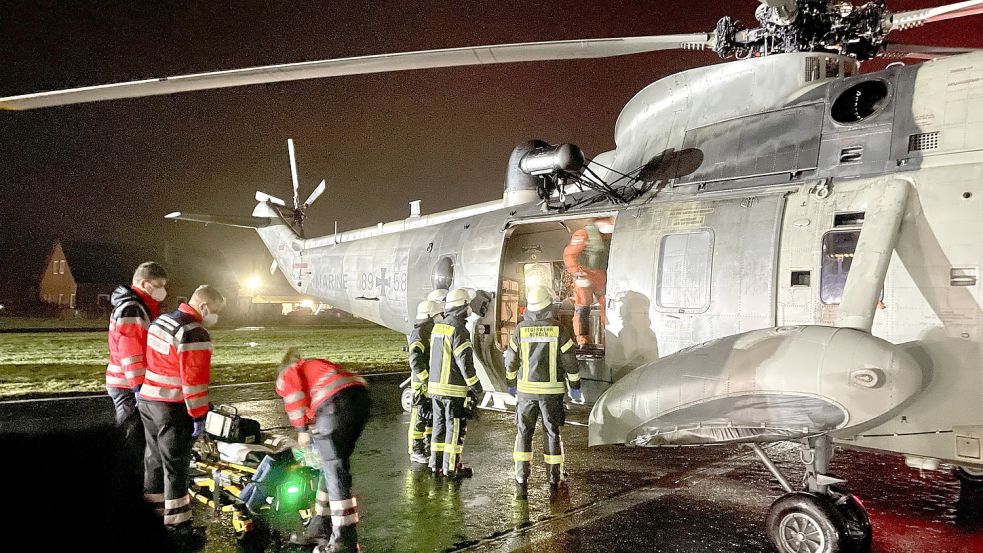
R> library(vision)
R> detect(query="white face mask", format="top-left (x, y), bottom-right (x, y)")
top-left (149, 286), bottom-right (167, 303)
top-left (203, 313), bottom-right (219, 327)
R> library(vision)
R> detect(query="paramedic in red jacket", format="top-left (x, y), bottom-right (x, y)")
top-left (138, 285), bottom-right (224, 537)
top-left (106, 261), bottom-right (168, 472)
top-left (276, 349), bottom-right (370, 553)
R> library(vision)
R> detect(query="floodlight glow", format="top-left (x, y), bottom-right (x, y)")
top-left (301, 299), bottom-right (315, 309)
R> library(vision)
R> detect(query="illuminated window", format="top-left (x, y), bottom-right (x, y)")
top-left (657, 230), bottom-right (713, 312)
top-left (820, 230), bottom-right (861, 304)
top-left (59, 260), bottom-right (65, 275)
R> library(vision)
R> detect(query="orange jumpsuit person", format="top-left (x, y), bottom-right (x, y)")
top-left (563, 217), bottom-right (614, 346)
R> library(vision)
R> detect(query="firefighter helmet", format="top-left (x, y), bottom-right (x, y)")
top-left (526, 286), bottom-right (553, 311)
top-left (446, 288), bottom-right (470, 308)
top-left (427, 288), bottom-right (448, 303)
top-left (416, 300), bottom-right (440, 320)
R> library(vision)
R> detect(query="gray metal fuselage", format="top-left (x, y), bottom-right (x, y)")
top-left (254, 51), bottom-right (983, 468)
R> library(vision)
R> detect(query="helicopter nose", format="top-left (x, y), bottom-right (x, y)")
top-left (588, 326), bottom-right (923, 447)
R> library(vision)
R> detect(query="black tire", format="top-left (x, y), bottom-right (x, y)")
top-left (766, 492), bottom-right (848, 553)
top-left (400, 387), bottom-right (415, 413)
top-left (955, 465), bottom-right (983, 485)
top-left (830, 491), bottom-right (872, 553)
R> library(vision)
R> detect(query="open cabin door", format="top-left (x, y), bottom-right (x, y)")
top-left (605, 194), bottom-right (785, 384)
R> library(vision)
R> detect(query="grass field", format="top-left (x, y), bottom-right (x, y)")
top-left (0, 325), bottom-right (407, 398)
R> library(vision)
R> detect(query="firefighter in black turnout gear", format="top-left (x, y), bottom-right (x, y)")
top-left (407, 300), bottom-right (440, 464)
top-left (428, 288), bottom-right (483, 477)
top-left (505, 286), bottom-right (582, 496)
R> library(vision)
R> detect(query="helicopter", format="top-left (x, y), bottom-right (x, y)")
top-left (5, 1), bottom-right (983, 551)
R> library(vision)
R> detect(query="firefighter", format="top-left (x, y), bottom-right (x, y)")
top-left (106, 261), bottom-right (168, 473)
top-left (428, 288), bottom-right (483, 478)
top-left (408, 300), bottom-right (440, 464)
top-left (277, 349), bottom-right (370, 553)
top-left (138, 285), bottom-right (224, 539)
top-left (563, 217), bottom-right (615, 346)
top-left (505, 285), bottom-right (582, 498)
top-left (427, 288), bottom-right (448, 307)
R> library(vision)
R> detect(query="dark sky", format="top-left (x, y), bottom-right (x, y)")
top-left (2, 0), bottom-right (981, 280)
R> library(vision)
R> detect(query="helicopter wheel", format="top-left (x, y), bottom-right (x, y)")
top-left (766, 491), bottom-right (870, 553)
top-left (400, 387), bottom-right (415, 413)
top-left (955, 465), bottom-right (983, 489)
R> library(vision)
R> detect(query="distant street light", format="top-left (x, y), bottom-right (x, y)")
top-left (245, 275), bottom-right (261, 296)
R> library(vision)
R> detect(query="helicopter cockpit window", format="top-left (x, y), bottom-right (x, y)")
top-left (432, 256), bottom-right (454, 291)
top-left (656, 230), bottom-right (713, 313)
top-left (820, 230), bottom-right (861, 305)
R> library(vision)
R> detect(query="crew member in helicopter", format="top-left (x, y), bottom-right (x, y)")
top-left (277, 348), bottom-right (370, 553)
top-left (563, 217), bottom-right (615, 346)
top-left (428, 288), bottom-right (483, 478)
top-left (407, 300), bottom-right (441, 464)
top-left (505, 285), bottom-right (582, 498)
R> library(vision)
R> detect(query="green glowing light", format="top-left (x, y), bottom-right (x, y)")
top-left (287, 486), bottom-right (300, 494)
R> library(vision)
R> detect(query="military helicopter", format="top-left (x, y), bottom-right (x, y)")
top-left (5, 1), bottom-right (983, 551)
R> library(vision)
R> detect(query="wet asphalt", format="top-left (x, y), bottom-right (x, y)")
top-left (1, 376), bottom-right (981, 552)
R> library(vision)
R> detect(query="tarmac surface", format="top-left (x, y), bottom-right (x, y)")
top-left (2, 374), bottom-right (981, 552)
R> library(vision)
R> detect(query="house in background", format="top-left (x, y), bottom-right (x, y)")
top-left (29, 239), bottom-right (240, 317)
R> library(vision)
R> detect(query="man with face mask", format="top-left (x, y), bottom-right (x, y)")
top-left (563, 217), bottom-right (615, 347)
top-left (106, 261), bottom-right (168, 475)
top-left (428, 288), bottom-right (483, 478)
top-left (139, 285), bottom-right (225, 542)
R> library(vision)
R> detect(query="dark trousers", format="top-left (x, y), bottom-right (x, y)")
top-left (430, 396), bottom-right (468, 474)
top-left (407, 396), bottom-right (433, 456)
top-left (514, 395), bottom-right (566, 483)
top-left (107, 386), bottom-right (146, 476)
top-left (139, 400), bottom-right (194, 526)
top-left (308, 386), bottom-right (371, 550)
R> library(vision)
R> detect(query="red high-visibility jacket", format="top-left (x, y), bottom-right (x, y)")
top-left (140, 303), bottom-right (213, 419)
top-left (276, 359), bottom-right (367, 429)
top-left (106, 285), bottom-right (161, 389)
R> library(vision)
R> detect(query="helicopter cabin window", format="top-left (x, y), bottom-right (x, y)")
top-left (820, 230), bottom-right (861, 304)
top-left (656, 230), bottom-right (713, 312)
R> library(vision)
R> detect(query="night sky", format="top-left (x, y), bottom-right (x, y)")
top-left (2, 0), bottom-right (981, 281)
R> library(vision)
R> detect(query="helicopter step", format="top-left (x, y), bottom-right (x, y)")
top-left (754, 436), bottom-right (872, 553)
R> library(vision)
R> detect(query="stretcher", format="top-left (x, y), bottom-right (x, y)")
top-left (189, 406), bottom-right (321, 540)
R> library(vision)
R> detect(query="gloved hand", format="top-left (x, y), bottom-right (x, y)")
top-left (412, 382), bottom-right (428, 405)
top-left (568, 388), bottom-right (585, 405)
top-left (297, 431), bottom-right (312, 450)
top-left (507, 386), bottom-right (517, 397)
top-left (192, 419), bottom-right (206, 439)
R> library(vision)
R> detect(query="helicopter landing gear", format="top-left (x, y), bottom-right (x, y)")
top-left (752, 436), bottom-right (872, 553)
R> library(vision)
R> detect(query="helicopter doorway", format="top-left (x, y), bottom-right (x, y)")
top-left (497, 215), bottom-right (616, 357)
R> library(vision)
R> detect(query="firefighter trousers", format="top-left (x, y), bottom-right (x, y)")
top-left (139, 400), bottom-right (194, 526)
top-left (308, 386), bottom-right (371, 551)
top-left (407, 396), bottom-right (433, 457)
top-left (514, 395), bottom-right (566, 484)
top-left (429, 396), bottom-right (468, 475)
top-left (108, 386), bottom-right (146, 477)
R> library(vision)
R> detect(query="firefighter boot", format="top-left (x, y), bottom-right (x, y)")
top-left (410, 452), bottom-right (429, 465)
top-left (514, 480), bottom-right (528, 500)
top-left (290, 516), bottom-right (329, 546)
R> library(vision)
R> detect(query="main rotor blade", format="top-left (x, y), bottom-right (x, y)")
top-left (0, 34), bottom-right (713, 110)
top-left (304, 179), bottom-right (326, 208)
top-left (888, 0), bottom-right (983, 32)
top-left (881, 43), bottom-right (983, 59)
top-left (288, 139), bottom-right (300, 210)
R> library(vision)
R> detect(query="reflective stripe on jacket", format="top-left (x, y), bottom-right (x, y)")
top-left (140, 303), bottom-right (212, 418)
top-left (408, 319), bottom-right (434, 392)
top-left (428, 309), bottom-right (478, 398)
top-left (504, 307), bottom-right (579, 396)
top-left (106, 285), bottom-right (159, 389)
top-left (275, 359), bottom-right (368, 429)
